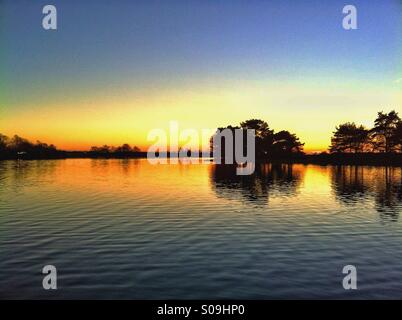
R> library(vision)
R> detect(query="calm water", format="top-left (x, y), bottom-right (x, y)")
top-left (1, 159), bottom-right (402, 299)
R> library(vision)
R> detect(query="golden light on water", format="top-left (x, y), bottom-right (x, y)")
top-left (13, 159), bottom-right (400, 214)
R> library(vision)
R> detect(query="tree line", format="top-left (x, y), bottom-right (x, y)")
top-left (0, 133), bottom-right (143, 159)
top-left (1, 111), bottom-right (401, 160)
top-left (330, 110), bottom-right (402, 153)
top-left (0, 134), bottom-right (59, 157)
top-left (211, 119), bottom-right (304, 159)
top-left (89, 144), bottom-right (141, 154)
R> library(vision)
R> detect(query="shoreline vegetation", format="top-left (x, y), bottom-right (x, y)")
top-left (1, 110), bottom-right (401, 166)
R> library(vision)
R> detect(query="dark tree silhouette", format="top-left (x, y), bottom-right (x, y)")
top-left (210, 119), bottom-right (304, 160)
top-left (210, 125), bottom-right (240, 160)
top-left (89, 143), bottom-right (141, 157)
top-left (329, 122), bottom-right (369, 153)
top-left (391, 121), bottom-right (402, 152)
top-left (115, 143), bottom-right (132, 153)
top-left (371, 110), bottom-right (401, 153)
top-left (240, 119), bottom-right (273, 139)
top-left (90, 145), bottom-right (112, 154)
top-left (240, 119), bottom-right (274, 157)
top-left (10, 135), bottom-right (33, 152)
top-left (0, 133), bottom-right (62, 159)
top-left (0, 134), bottom-right (8, 152)
top-left (272, 130), bottom-right (304, 154)
top-left (329, 110), bottom-right (402, 154)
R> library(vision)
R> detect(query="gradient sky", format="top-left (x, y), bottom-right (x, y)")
top-left (1, 0), bottom-right (401, 152)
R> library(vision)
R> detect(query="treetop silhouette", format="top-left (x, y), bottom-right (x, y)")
top-left (330, 110), bottom-right (402, 153)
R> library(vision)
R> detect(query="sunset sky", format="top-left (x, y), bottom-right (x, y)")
top-left (1, 0), bottom-right (401, 153)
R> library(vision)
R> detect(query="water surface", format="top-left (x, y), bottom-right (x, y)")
top-left (0, 159), bottom-right (401, 299)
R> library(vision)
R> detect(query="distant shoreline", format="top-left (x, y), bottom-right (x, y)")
top-left (1, 152), bottom-right (402, 167)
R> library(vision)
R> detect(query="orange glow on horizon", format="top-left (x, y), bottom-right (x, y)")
top-left (1, 79), bottom-right (400, 153)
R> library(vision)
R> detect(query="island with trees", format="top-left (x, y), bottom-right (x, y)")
top-left (210, 110), bottom-right (402, 165)
top-left (0, 135), bottom-right (145, 160)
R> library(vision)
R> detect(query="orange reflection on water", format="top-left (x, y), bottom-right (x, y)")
top-left (2, 159), bottom-right (401, 221)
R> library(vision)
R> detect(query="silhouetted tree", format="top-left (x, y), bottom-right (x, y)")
top-left (210, 125), bottom-right (240, 160)
top-left (210, 119), bottom-right (304, 159)
top-left (35, 141), bottom-right (56, 152)
top-left (391, 121), bottom-right (402, 152)
top-left (89, 143), bottom-right (141, 157)
top-left (99, 145), bottom-right (111, 153)
top-left (0, 133), bottom-right (62, 159)
top-left (330, 123), bottom-right (369, 153)
top-left (10, 135), bottom-right (33, 152)
top-left (371, 110), bottom-right (401, 153)
top-left (240, 119), bottom-right (274, 157)
top-left (0, 134), bottom-right (9, 152)
top-left (115, 143), bottom-right (132, 153)
top-left (272, 130), bottom-right (304, 154)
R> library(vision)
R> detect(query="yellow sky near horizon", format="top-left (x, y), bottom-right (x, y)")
top-left (1, 79), bottom-right (401, 153)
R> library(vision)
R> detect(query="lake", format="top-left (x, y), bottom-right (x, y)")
top-left (0, 159), bottom-right (402, 299)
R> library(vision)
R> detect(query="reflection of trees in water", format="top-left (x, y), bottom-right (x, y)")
top-left (331, 166), bottom-right (402, 222)
top-left (9, 160), bottom-right (58, 182)
top-left (209, 163), bottom-right (303, 205)
top-left (0, 161), bottom-right (8, 204)
top-left (90, 158), bottom-right (140, 176)
top-left (375, 167), bottom-right (402, 222)
top-left (0, 160), bottom-right (60, 197)
top-left (331, 166), bottom-right (370, 203)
